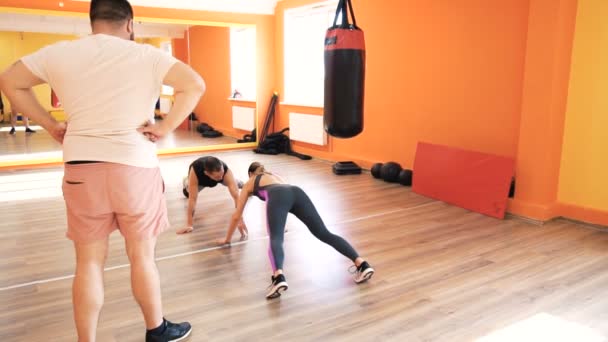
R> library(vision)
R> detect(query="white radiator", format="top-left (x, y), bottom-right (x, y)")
top-left (232, 106), bottom-right (256, 131)
top-left (289, 112), bottom-right (327, 146)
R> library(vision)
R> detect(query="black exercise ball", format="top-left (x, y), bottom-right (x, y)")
top-left (380, 162), bottom-right (402, 182)
top-left (371, 163), bottom-right (383, 179)
top-left (398, 169), bottom-right (413, 186)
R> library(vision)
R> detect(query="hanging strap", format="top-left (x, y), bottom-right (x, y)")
top-left (332, 0), bottom-right (358, 28)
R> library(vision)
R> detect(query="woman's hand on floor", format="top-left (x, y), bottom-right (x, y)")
top-left (176, 226), bottom-right (194, 234)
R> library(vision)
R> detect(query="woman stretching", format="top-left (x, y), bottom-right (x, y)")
top-left (178, 156), bottom-right (247, 236)
top-left (218, 162), bottom-right (374, 299)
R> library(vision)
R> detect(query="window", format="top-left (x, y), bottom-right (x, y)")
top-left (284, 1), bottom-right (339, 107)
top-left (230, 27), bottom-right (257, 101)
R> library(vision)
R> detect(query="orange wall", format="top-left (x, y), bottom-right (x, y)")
top-left (187, 26), bottom-right (254, 139)
top-left (275, 0), bottom-right (530, 169)
top-left (171, 31), bottom-right (190, 64)
top-left (188, 26), bottom-right (236, 136)
top-left (510, 0), bottom-right (578, 221)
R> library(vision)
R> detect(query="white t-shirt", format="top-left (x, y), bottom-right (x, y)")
top-left (21, 34), bottom-right (178, 168)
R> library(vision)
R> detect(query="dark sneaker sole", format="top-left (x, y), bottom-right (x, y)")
top-left (266, 283), bottom-right (288, 299)
top-left (169, 326), bottom-right (192, 342)
top-left (355, 269), bottom-right (374, 284)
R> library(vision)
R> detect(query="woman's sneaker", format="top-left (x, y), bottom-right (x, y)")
top-left (145, 319), bottom-right (192, 342)
top-left (266, 274), bottom-right (288, 299)
top-left (182, 176), bottom-right (189, 198)
top-left (352, 261), bottom-right (374, 284)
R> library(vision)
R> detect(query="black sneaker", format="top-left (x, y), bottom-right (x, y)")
top-left (352, 261), bottom-right (374, 284)
top-left (25, 128), bottom-right (35, 133)
top-left (266, 274), bottom-right (288, 299)
top-left (145, 319), bottom-right (192, 342)
top-left (9, 127), bottom-right (15, 135)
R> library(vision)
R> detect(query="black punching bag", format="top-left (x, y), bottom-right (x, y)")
top-left (324, 0), bottom-right (365, 138)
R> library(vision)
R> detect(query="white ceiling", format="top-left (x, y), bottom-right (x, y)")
top-left (0, 0), bottom-right (282, 38)
top-left (71, 0), bottom-right (280, 15)
top-left (0, 12), bottom-right (189, 38)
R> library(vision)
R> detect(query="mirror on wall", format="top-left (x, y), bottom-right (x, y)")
top-left (0, 11), bottom-right (258, 164)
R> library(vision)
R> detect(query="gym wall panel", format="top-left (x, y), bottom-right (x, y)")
top-left (188, 26), bottom-right (241, 137)
top-left (412, 142), bottom-right (515, 219)
top-left (559, 0), bottom-right (608, 213)
top-left (172, 31), bottom-right (190, 64)
top-left (509, 0), bottom-right (578, 221)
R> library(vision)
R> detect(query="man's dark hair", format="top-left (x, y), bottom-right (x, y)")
top-left (90, 0), bottom-right (134, 24)
top-left (203, 157), bottom-right (223, 173)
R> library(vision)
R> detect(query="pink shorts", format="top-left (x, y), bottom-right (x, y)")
top-left (62, 162), bottom-right (169, 243)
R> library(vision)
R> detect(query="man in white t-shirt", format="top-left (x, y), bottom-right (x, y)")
top-left (0, 1), bottom-right (204, 341)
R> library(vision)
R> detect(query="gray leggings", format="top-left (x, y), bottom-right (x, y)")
top-left (260, 184), bottom-right (359, 271)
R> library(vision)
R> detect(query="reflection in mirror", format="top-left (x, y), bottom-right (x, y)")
top-left (0, 11), bottom-right (257, 164)
top-left (185, 25), bottom-right (257, 150)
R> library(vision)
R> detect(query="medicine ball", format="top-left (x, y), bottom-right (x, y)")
top-left (398, 169), bottom-right (413, 186)
top-left (371, 163), bottom-right (383, 179)
top-left (380, 162), bottom-right (402, 182)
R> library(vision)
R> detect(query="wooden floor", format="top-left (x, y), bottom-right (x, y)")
top-left (1, 151), bottom-right (608, 341)
top-left (0, 125), bottom-right (238, 162)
